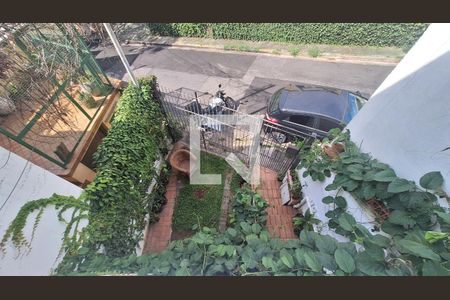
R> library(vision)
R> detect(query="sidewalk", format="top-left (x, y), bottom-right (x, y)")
top-left (122, 36), bottom-right (403, 66)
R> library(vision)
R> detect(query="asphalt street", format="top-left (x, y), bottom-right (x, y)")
top-left (94, 45), bottom-right (395, 114)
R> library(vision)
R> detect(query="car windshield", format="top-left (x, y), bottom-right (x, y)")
top-left (343, 93), bottom-right (366, 123)
top-left (268, 89), bottom-right (283, 114)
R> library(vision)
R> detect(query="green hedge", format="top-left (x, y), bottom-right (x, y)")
top-left (146, 23), bottom-right (429, 50)
top-left (83, 77), bottom-right (169, 257)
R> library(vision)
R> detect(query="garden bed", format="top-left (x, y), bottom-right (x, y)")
top-left (171, 151), bottom-right (242, 240)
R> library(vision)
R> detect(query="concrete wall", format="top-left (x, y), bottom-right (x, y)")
top-left (0, 147), bottom-right (84, 276)
top-left (347, 23), bottom-right (450, 193)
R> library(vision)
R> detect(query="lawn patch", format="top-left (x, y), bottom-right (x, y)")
top-left (172, 152), bottom-right (232, 232)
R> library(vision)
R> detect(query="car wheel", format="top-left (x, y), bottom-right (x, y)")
top-left (271, 131), bottom-right (287, 143)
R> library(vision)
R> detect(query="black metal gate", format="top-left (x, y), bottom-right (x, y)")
top-left (158, 87), bottom-right (313, 176)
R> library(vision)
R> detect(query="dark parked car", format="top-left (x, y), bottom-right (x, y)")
top-left (265, 85), bottom-right (367, 142)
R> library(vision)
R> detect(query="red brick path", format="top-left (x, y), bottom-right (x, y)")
top-left (142, 172), bottom-right (178, 253)
top-left (257, 167), bottom-right (297, 239)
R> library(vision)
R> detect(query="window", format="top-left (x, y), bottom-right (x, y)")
top-left (318, 118), bottom-right (340, 132)
top-left (288, 115), bottom-right (315, 127)
top-left (268, 89), bottom-right (282, 114)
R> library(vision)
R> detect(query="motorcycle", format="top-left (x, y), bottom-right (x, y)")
top-left (184, 84), bottom-right (239, 132)
top-left (185, 84), bottom-right (239, 116)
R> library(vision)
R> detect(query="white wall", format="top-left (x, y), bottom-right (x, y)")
top-left (347, 23), bottom-right (450, 193)
top-left (297, 168), bottom-right (377, 242)
top-left (0, 147), bottom-right (85, 276)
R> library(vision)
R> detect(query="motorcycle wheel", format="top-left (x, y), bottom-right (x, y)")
top-left (224, 96), bottom-right (238, 111)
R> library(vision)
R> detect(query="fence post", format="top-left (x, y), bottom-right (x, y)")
top-left (103, 23), bottom-right (139, 87)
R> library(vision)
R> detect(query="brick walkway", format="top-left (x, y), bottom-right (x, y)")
top-left (257, 167), bottom-right (297, 239)
top-left (142, 172), bottom-right (178, 253)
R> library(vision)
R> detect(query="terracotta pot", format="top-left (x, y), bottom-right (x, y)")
top-left (322, 143), bottom-right (345, 159)
top-left (168, 141), bottom-right (197, 175)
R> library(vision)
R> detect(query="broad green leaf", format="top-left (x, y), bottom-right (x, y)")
top-left (262, 256), bottom-right (277, 272)
top-left (363, 241), bottom-right (385, 261)
top-left (335, 196), bottom-right (347, 209)
top-left (424, 231), bottom-right (450, 244)
top-left (362, 184), bottom-right (377, 199)
top-left (315, 235), bottom-right (337, 255)
top-left (370, 234), bottom-right (391, 248)
top-left (251, 223), bottom-right (262, 234)
top-left (356, 252), bottom-right (386, 276)
top-left (420, 171), bottom-right (444, 190)
top-left (388, 210), bottom-right (416, 228)
top-left (325, 183), bottom-right (338, 191)
top-left (338, 213), bottom-right (356, 232)
top-left (342, 180), bottom-right (359, 191)
top-left (226, 228), bottom-right (237, 237)
top-left (280, 253), bottom-right (295, 268)
top-left (322, 196), bottom-right (334, 204)
top-left (373, 169), bottom-right (397, 182)
top-left (422, 260), bottom-right (450, 276)
top-left (396, 239), bottom-right (441, 261)
top-left (435, 211), bottom-right (450, 224)
top-left (387, 178), bottom-right (415, 193)
top-left (303, 250), bottom-right (322, 272)
top-left (334, 248), bottom-right (356, 273)
top-left (299, 230), bottom-right (316, 248)
top-left (315, 252), bottom-right (337, 271)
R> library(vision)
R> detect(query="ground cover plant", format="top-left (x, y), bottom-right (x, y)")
top-left (172, 152), bottom-right (233, 232)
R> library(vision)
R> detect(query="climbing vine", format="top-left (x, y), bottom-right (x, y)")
top-left (0, 76), bottom-right (170, 261)
top-left (0, 194), bottom-right (88, 255)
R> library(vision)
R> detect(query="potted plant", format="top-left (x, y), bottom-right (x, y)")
top-left (0, 93), bottom-right (16, 116)
top-left (292, 208), bottom-right (320, 236)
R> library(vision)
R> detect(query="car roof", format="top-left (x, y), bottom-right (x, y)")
top-left (277, 85), bottom-right (350, 122)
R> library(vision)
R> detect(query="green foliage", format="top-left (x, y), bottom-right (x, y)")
top-left (298, 141), bottom-right (332, 182)
top-left (56, 184), bottom-right (450, 276)
top-left (0, 194), bottom-right (88, 255)
top-left (81, 76), bottom-right (169, 257)
top-left (147, 23), bottom-right (429, 50)
top-left (307, 47), bottom-right (320, 58)
top-left (223, 44), bottom-right (260, 53)
top-left (289, 47), bottom-right (300, 57)
top-left (300, 129), bottom-right (450, 275)
top-left (293, 209), bottom-right (320, 235)
top-left (172, 152), bottom-right (230, 231)
top-left (228, 188), bottom-right (268, 227)
top-left (289, 168), bottom-right (302, 199)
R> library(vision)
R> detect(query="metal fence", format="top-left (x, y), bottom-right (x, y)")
top-left (0, 23), bottom-right (113, 168)
top-left (158, 86), bottom-right (313, 176)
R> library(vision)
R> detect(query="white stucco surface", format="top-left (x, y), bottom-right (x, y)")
top-left (0, 147), bottom-right (84, 276)
top-left (298, 168), bottom-right (377, 242)
top-left (347, 23), bottom-right (450, 193)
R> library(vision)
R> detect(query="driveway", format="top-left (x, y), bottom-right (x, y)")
top-left (94, 45), bottom-right (395, 114)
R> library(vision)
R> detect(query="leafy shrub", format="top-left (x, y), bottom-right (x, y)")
top-left (308, 47), bottom-right (320, 58)
top-left (146, 23), bottom-right (429, 50)
top-left (289, 47), bottom-right (300, 56)
top-left (82, 76), bottom-right (169, 257)
top-left (228, 188), bottom-right (268, 227)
